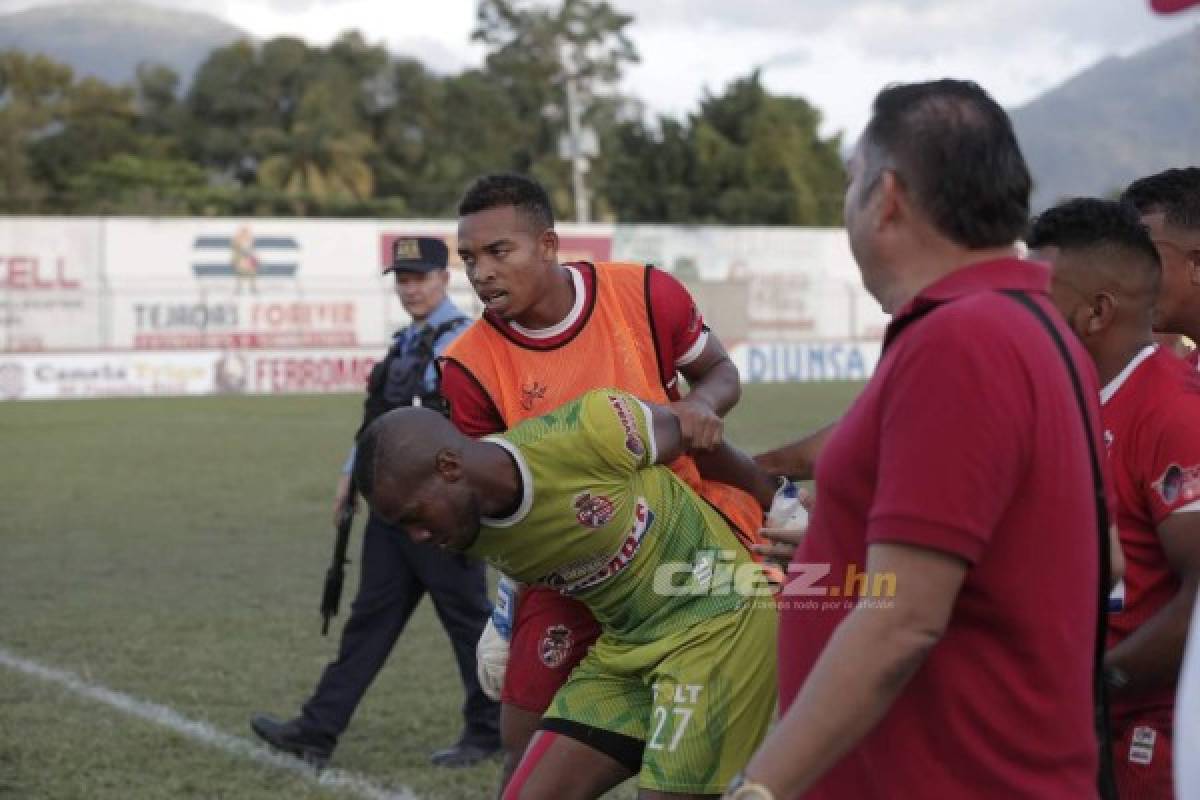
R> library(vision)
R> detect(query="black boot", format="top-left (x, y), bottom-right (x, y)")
top-left (429, 735), bottom-right (502, 768)
top-left (250, 714), bottom-right (335, 768)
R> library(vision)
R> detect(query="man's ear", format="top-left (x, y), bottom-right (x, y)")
top-left (1086, 291), bottom-right (1118, 335)
top-left (539, 228), bottom-right (560, 265)
top-left (1187, 248), bottom-right (1200, 286)
top-left (876, 169), bottom-right (904, 230)
top-left (434, 447), bottom-right (464, 482)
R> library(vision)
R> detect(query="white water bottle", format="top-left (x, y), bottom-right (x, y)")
top-left (766, 477), bottom-right (809, 530)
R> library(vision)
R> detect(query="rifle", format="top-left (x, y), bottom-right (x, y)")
top-left (320, 476), bottom-right (357, 635)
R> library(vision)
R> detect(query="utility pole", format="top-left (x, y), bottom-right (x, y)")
top-left (559, 42), bottom-right (595, 224)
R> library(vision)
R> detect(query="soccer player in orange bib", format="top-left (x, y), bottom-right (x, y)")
top-left (439, 173), bottom-right (765, 785)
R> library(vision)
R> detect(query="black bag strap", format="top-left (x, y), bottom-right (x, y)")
top-left (1001, 289), bottom-right (1117, 800)
top-left (417, 315), bottom-right (469, 359)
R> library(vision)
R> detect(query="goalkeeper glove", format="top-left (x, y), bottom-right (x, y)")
top-left (477, 576), bottom-right (518, 702)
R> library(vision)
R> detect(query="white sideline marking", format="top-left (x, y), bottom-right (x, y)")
top-left (0, 646), bottom-right (418, 800)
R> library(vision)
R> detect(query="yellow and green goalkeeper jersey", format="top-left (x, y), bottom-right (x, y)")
top-left (468, 388), bottom-right (765, 644)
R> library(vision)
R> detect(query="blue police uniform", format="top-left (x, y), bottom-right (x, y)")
top-left (252, 237), bottom-right (498, 767)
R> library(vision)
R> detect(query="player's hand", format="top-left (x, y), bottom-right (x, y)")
top-left (332, 474), bottom-right (357, 527)
top-left (753, 528), bottom-right (808, 566)
top-left (753, 488), bottom-right (813, 568)
top-left (669, 398), bottom-right (723, 451)
top-left (477, 577), bottom-right (517, 701)
top-left (476, 618), bottom-right (509, 702)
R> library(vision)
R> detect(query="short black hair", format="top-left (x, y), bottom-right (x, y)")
top-left (457, 173), bottom-right (555, 232)
top-left (1028, 197), bottom-right (1161, 292)
top-left (862, 79), bottom-right (1031, 249)
top-left (1121, 167), bottom-right (1200, 231)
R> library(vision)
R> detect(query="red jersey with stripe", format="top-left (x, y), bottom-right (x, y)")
top-left (1104, 345), bottom-right (1200, 720)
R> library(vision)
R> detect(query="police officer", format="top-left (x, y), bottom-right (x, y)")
top-left (251, 237), bottom-right (500, 768)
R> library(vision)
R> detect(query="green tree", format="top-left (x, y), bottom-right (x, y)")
top-left (27, 76), bottom-right (143, 209)
top-left (133, 63), bottom-right (184, 147)
top-left (599, 72), bottom-right (845, 225)
top-left (67, 154), bottom-right (209, 214)
top-left (0, 51), bottom-right (73, 211)
top-left (255, 80), bottom-right (375, 213)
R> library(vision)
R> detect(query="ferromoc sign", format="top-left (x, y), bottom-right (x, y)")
top-left (0, 349), bottom-right (377, 400)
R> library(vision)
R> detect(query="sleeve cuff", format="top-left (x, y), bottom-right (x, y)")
top-left (634, 399), bottom-right (659, 465)
top-left (675, 329), bottom-right (709, 367)
top-left (866, 513), bottom-right (987, 565)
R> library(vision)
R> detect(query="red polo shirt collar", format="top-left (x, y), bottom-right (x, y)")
top-left (888, 257), bottom-right (1050, 333)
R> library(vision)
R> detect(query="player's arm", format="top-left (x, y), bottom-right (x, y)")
top-left (1104, 512), bottom-right (1200, 693)
top-left (754, 421), bottom-right (838, 481)
top-left (647, 266), bottom-right (741, 452)
top-left (646, 401), bottom-right (776, 510)
top-left (674, 334), bottom-right (741, 452)
top-left (439, 357), bottom-right (506, 438)
top-left (738, 542), bottom-right (967, 796)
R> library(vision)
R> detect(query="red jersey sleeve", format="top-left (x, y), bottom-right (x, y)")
top-left (646, 267), bottom-right (708, 379)
top-left (1143, 395), bottom-right (1200, 523)
top-left (439, 357), bottom-right (505, 437)
top-left (865, 311), bottom-right (1035, 563)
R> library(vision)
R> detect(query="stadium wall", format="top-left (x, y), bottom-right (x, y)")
top-left (0, 217), bottom-right (886, 400)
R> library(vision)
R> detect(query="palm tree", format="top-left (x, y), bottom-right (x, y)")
top-left (255, 81), bottom-right (374, 213)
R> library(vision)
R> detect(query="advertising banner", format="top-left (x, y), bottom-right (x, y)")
top-left (102, 218), bottom-right (391, 351)
top-left (0, 218), bottom-right (104, 352)
top-left (729, 340), bottom-right (881, 383)
top-left (0, 348), bottom-right (378, 400)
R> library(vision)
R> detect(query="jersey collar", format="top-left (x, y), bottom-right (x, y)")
top-left (480, 437), bottom-right (534, 528)
top-left (1100, 345), bottom-right (1158, 406)
top-left (509, 265), bottom-right (586, 340)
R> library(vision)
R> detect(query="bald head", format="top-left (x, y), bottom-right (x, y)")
top-left (354, 406), bottom-right (467, 505)
top-left (352, 407), bottom-right (497, 552)
top-left (1028, 198), bottom-right (1161, 320)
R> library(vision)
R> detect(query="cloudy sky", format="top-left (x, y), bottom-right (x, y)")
top-left (5, 0), bottom-right (1198, 138)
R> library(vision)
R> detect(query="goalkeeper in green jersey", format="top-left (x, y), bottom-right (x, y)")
top-left (354, 388), bottom-right (779, 800)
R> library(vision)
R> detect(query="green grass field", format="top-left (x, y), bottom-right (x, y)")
top-left (0, 383), bottom-right (862, 800)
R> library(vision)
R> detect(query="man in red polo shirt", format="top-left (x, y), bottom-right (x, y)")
top-left (1121, 168), bottom-right (1200, 370)
top-left (1030, 197), bottom-right (1200, 798)
top-left (727, 80), bottom-right (1106, 800)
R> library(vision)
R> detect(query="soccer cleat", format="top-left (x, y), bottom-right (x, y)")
top-left (250, 714), bottom-right (334, 768)
top-left (429, 738), bottom-right (502, 768)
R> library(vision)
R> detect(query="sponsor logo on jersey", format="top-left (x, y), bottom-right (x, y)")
top-left (607, 394), bottom-right (644, 456)
top-left (573, 491), bottom-right (615, 528)
top-left (1153, 463), bottom-right (1200, 506)
top-left (559, 498), bottom-right (655, 595)
top-left (520, 380), bottom-right (547, 411)
top-left (539, 624), bottom-right (574, 669)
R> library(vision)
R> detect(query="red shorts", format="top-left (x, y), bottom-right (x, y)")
top-left (500, 587), bottom-right (602, 712)
top-left (1112, 710), bottom-right (1175, 800)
